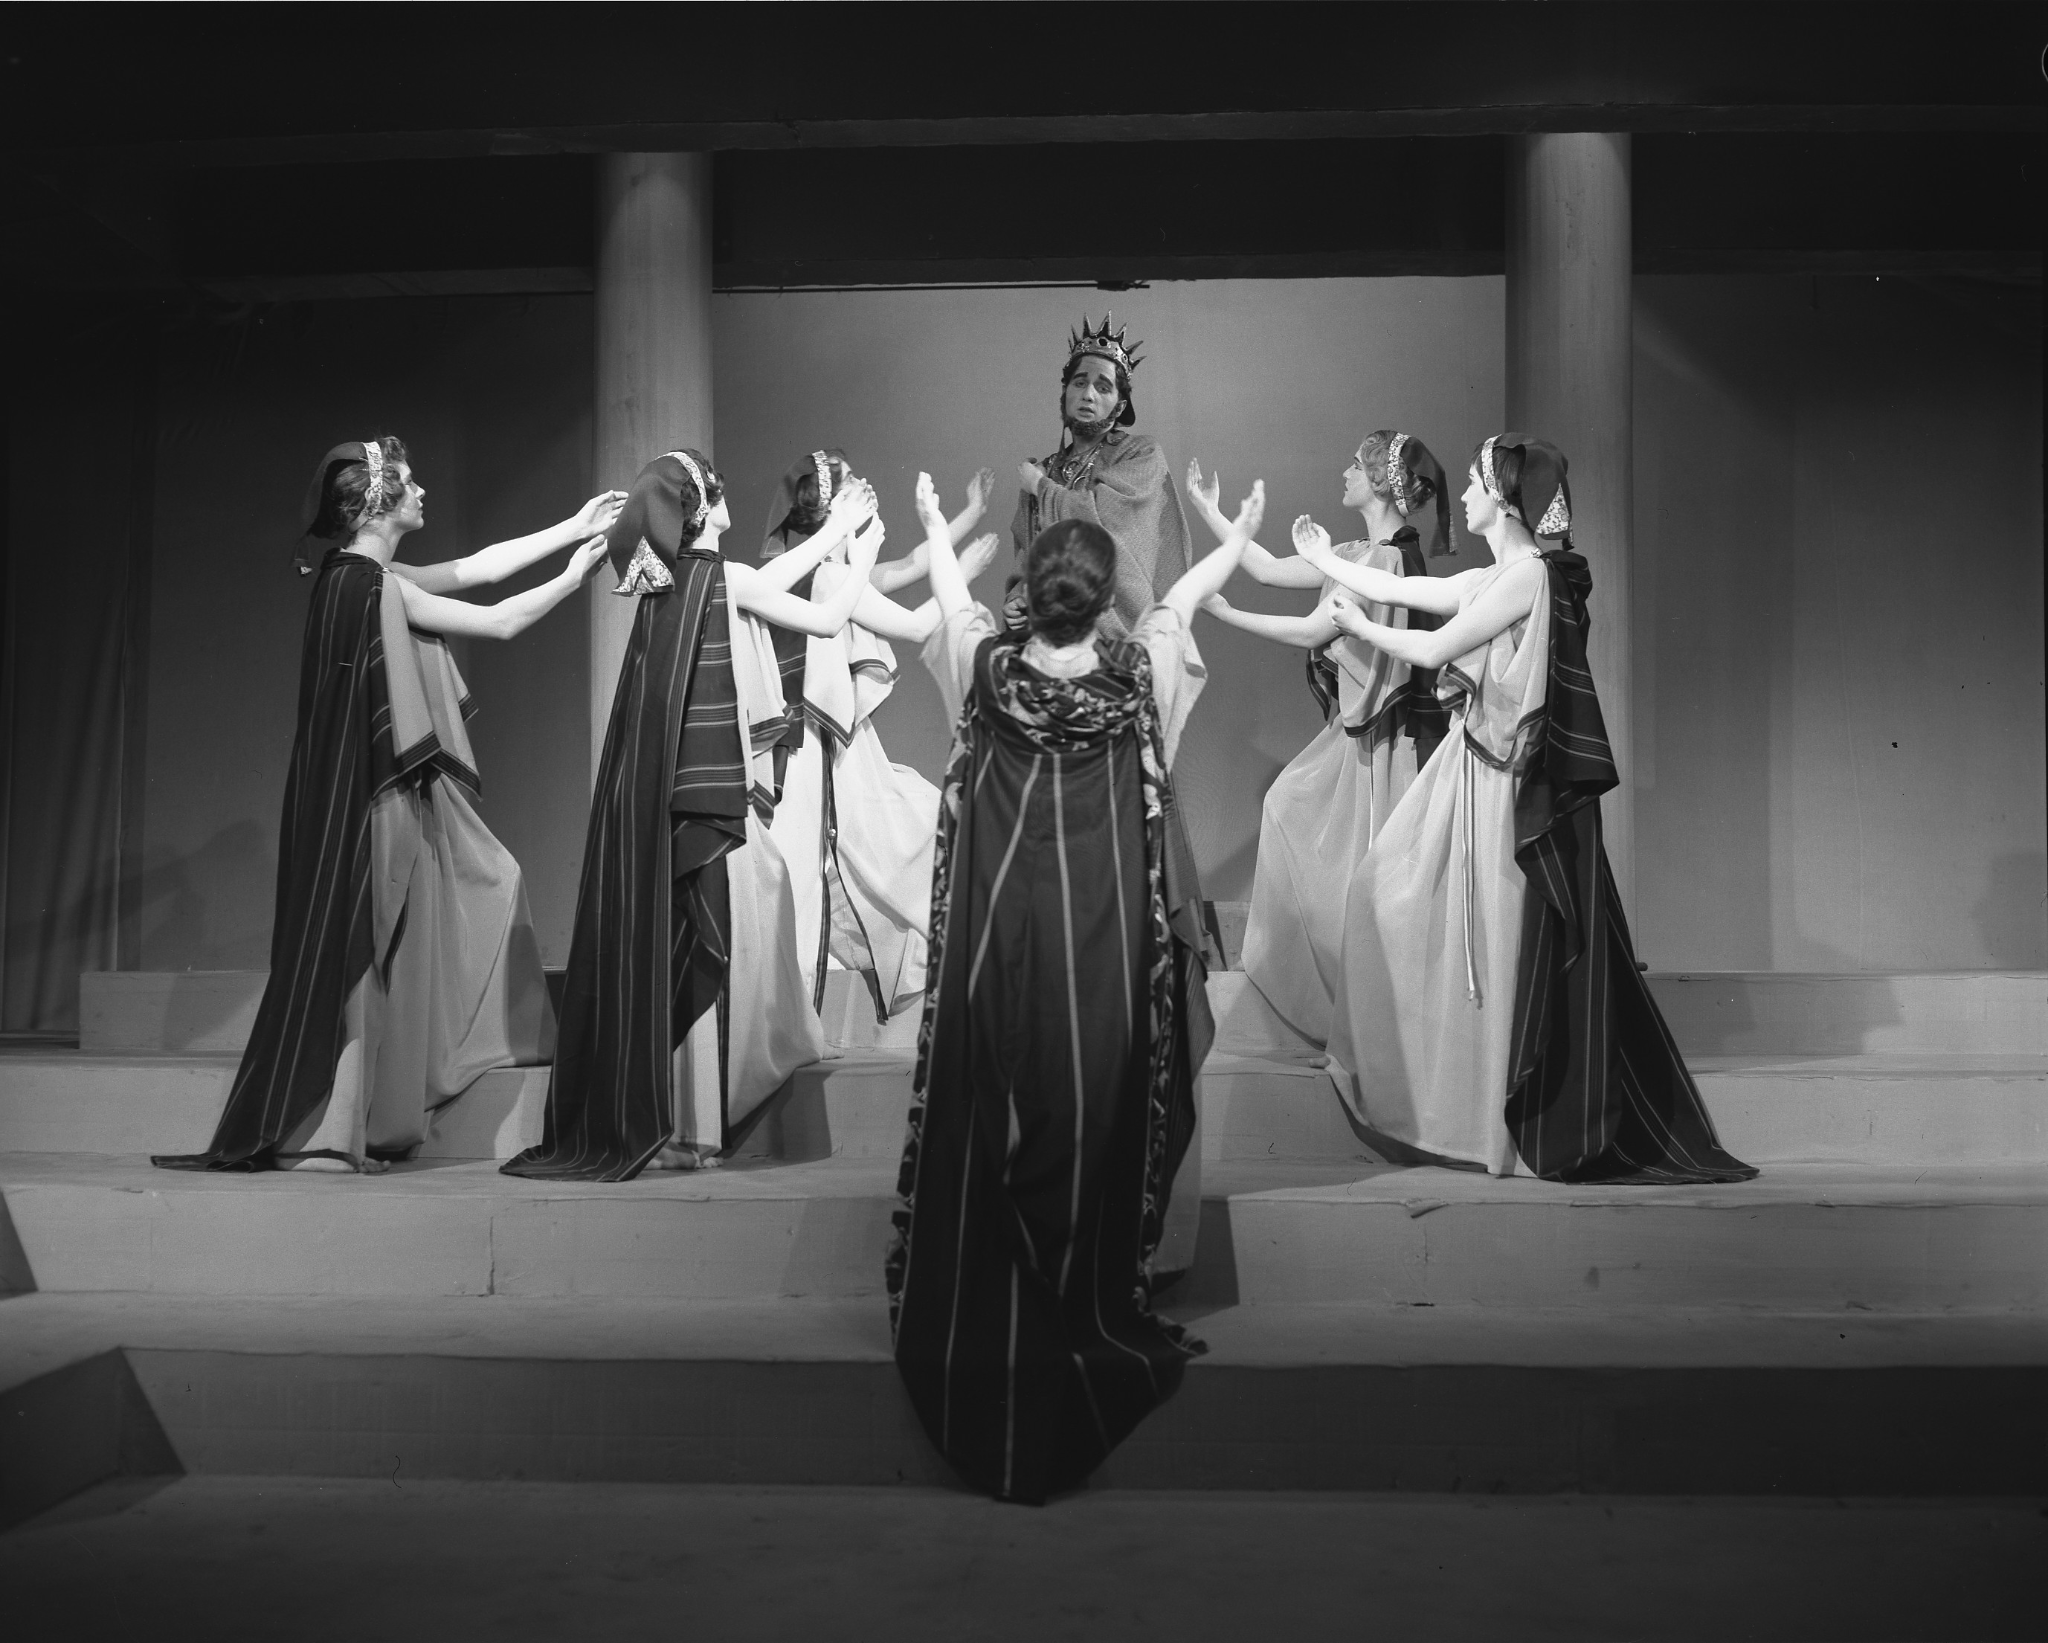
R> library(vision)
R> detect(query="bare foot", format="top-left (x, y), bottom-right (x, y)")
top-left (276, 1154), bottom-right (388, 1175)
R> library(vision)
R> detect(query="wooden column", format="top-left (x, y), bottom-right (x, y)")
top-left (591, 152), bottom-right (713, 773)
top-left (1505, 132), bottom-right (1636, 906)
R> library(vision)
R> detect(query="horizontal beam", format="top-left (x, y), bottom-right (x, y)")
top-left (19, 103), bottom-right (2046, 175)
top-left (45, 248), bottom-right (2029, 309)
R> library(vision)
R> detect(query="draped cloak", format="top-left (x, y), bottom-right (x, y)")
top-left (1011, 429), bottom-right (1191, 639)
top-left (888, 615), bottom-right (1211, 1504)
top-left (503, 460), bottom-right (749, 1182)
top-left (155, 548), bottom-right (519, 1169)
top-left (1503, 553), bottom-right (1758, 1183)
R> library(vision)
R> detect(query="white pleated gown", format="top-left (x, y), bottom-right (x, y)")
top-left (1323, 556), bottom-right (1553, 1174)
top-left (1241, 539), bottom-right (1420, 1045)
top-left (768, 562), bottom-right (940, 1023)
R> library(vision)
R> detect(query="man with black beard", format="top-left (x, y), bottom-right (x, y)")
top-left (1011, 315), bottom-right (1192, 638)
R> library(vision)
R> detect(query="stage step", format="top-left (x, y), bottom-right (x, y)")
top-left (3, 1152), bottom-right (2038, 1313)
top-left (3, 1291), bottom-right (2040, 1523)
top-left (6, 1038), bottom-right (2040, 1169)
top-left (1644, 970), bottom-right (2047, 1057)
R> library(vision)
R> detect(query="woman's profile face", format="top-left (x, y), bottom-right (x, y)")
top-left (1063, 357), bottom-right (1121, 427)
top-left (390, 462), bottom-right (425, 532)
top-left (1342, 447), bottom-right (1375, 511)
top-left (706, 492), bottom-right (731, 534)
top-left (1461, 466), bottom-right (1495, 534)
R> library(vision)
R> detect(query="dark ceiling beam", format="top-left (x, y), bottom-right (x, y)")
top-left (17, 101), bottom-right (2045, 175)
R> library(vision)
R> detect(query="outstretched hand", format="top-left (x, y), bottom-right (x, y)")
top-left (1185, 459), bottom-right (1223, 519)
top-left (914, 471), bottom-right (949, 537)
top-left (1018, 460), bottom-right (1047, 495)
top-left (1291, 513), bottom-right (1334, 564)
top-left (1232, 480), bottom-right (1267, 541)
top-left (1326, 594), bottom-right (1372, 640)
top-left (847, 513), bottom-right (886, 572)
top-left (956, 532), bottom-right (1001, 584)
top-left (568, 533), bottom-right (611, 581)
top-left (572, 491), bottom-right (629, 537)
top-left (964, 467), bottom-right (997, 518)
top-left (828, 477), bottom-right (878, 530)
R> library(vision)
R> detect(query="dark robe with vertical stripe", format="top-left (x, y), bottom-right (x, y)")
top-left (887, 634), bottom-right (1208, 1504)
top-left (1503, 552), bottom-right (1757, 1184)
top-left (503, 515), bottom-right (748, 1182)
top-left (155, 550), bottom-right (446, 1171)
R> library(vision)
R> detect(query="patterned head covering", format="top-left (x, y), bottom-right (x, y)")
top-left (610, 447), bottom-right (723, 596)
top-left (761, 447), bottom-right (853, 560)
top-left (1476, 432), bottom-right (1573, 542)
top-left (1360, 429), bottom-right (1454, 557)
top-left (294, 439), bottom-right (394, 574)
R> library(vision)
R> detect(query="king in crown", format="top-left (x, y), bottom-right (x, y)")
top-left (1012, 312), bottom-right (1193, 638)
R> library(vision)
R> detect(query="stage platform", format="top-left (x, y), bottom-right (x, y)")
top-left (3, 969), bottom-right (2044, 1526)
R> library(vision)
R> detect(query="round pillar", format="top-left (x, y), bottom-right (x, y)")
top-left (592, 152), bottom-right (713, 774)
top-left (1505, 132), bottom-right (1636, 905)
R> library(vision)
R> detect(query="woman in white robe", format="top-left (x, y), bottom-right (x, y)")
top-left (1187, 434), bottom-right (1454, 1044)
top-left (759, 453), bottom-right (996, 1023)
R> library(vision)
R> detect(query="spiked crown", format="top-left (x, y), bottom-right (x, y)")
top-left (1066, 312), bottom-right (1143, 378)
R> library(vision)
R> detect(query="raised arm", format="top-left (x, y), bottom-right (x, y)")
top-left (392, 492), bottom-right (627, 595)
top-left (729, 517), bottom-right (884, 637)
top-left (1201, 592), bottom-right (1341, 652)
top-left (1330, 555), bottom-right (1545, 670)
top-left (1292, 515), bottom-right (1466, 617)
top-left (751, 481), bottom-right (877, 595)
top-left (915, 471), bottom-right (976, 623)
top-left (1186, 460), bottom-right (1322, 589)
top-left (834, 532), bottom-right (1002, 644)
top-left (394, 533), bottom-right (610, 639)
top-left (1160, 479), bottom-right (1266, 626)
top-left (871, 466), bottom-right (995, 595)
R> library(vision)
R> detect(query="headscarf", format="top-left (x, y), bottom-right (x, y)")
top-left (293, 439), bottom-right (389, 575)
top-left (608, 447), bottom-right (721, 595)
top-left (1475, 432), bottom-right (1573, 544)
top-left (760, 447), bottom-right (852, 561)
top-left (1367, 429), bottom-right (1454, 558)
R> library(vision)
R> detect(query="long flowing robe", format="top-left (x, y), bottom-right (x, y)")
top-left (503, 484), bottom-right (750, 1182)
top-left (887, 604), bottom-right (1210, 1504)
top-left (155, 550), bottom-right (552, 1171)
top-left (1503, 553), bottom-right (1757, 1183)
top-left (667, 605), bottom-right (828, 1152)
top-left (1324, 557), bottom-right (1554, 1172)
top-left (1242, 536), bottom-right (1422, 1045)
top-left (1011, 429), bottom-right (1191, 639)
top-left (767, 562), bottom-right (939, 1023)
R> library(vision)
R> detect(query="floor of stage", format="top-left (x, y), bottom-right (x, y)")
top-left (6, 1475), bottom-right (2041, 1642)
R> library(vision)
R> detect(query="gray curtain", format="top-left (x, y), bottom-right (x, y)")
top-left (1, 310), bottom-right (155, 1034)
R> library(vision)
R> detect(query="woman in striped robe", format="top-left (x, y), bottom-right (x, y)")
top-left (155, 438), bottom-right (619, 1174)
top-left (1190, 433), bottom-right (1455, 1045)
top-left (503, 453), bottom-right (887, 1181)
top-left (1308, 433), bottom-right (1755, 1185)
top-left (887, 469), bottom-right (1265, 1503)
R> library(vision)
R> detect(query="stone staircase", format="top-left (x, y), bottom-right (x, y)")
top-left (2, 966), bottom-right (2043, 1527)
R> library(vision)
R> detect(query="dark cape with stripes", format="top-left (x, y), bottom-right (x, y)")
top-left (503, 465), bottom-right (748, 1183)
top-left (887, 632), bottom-right (1209, 1504)
top-left (155, 550), bottom-right (457, 1170)
top-left (1503, 552), bottom-right (1757, 1183)
top-left (1306, 525), bottom-right (1450, 763)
